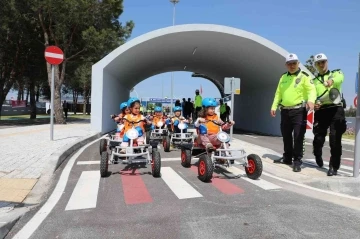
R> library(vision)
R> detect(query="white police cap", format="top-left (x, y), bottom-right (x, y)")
top-left (285, 53), bottom-right (299, 63)
top-left (314, 53), bottom-right (327, 63)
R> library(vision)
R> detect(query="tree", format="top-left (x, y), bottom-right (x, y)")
top-left (304, 55), bottom-right (317, 75)
top-left (32, 0), bottom-right (134, 123)
top-left (0, 0), bottom-right (24, 115)
top-left (147, 103), bottom-right (155, 111)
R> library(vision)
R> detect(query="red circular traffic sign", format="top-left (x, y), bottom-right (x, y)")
top-left (354, 96), bottom-right (358, 107)
top-left (44, 46), bottom-right (64, 65)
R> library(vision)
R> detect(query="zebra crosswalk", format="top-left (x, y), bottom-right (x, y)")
top-left (64, 159), bottom-right (283, 211)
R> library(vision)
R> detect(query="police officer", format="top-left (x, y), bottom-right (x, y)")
top-left (271, 53), bottom-right (316, 172)
top-left (312, 53), bottom-right (347, 176)
top-left (194, 89), bottom-right (202, 119)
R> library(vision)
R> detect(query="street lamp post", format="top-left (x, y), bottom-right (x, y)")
top-left (130, 87), bottom-right (139, 99)
top-left (169, 0), bottom-right (179, 115)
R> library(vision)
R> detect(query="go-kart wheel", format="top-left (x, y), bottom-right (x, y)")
top-left (181, 148), bottom-right (192, 168)
top-left (245, 154), bottom-right (263, 180)
top-left (100, 151), bottom-right (109, 177)
top-left (151, 150), bottom-right (161, 178)
top-left (163, 136), bottom-right (171, 152)
top-left (146, 131), bottom-right (150, 144)
top-left (99, 138), bottom-right (107, 155)
top-left (198, 154), bottom-right (213, 182)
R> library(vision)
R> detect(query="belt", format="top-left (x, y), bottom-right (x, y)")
top-left (279, 103), bottom-right (304, 110)
top-left (319, 103), bottom-right (343, 110)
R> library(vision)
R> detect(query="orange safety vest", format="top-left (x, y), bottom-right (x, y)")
top-left (123, 114), bottom-right (145, 134)
top-left (204, 114), bottom-right (220, 135)
top-left (171, 116), bottom-right (181, 131)
top-left (153, 116), bottom-right (164, 126)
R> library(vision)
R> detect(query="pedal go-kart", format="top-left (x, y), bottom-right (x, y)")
top-left (145, 121), bottom-right (169, 147)
top-left (99, 118), bottom-right (124, 163)
top-left (163, 118), bottom-right (194, 152)
top-left (100, 118), bottom-right (161, 178)
top-left (180, 120), bottom-right (263, 182)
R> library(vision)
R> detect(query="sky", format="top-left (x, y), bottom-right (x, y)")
top-left (119, 0), bottom-right (360, 106)
top-left (6, 0), bottom-right (360, 106)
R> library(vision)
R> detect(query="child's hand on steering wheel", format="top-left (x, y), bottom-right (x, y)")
top-left (228, 120), bottom-right (235, 125)
top-left (198, 118), bottom-right (206, 123)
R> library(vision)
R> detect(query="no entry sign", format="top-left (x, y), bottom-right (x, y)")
top-left (354, 96), bottom-right (358, 107)
top-left (44, 46), bottom-right (64, 65)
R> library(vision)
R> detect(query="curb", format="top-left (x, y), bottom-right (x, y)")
top-left (0, 132), bottom-right (103, 239)
top-left (304, 138), bottom-right (354, 146)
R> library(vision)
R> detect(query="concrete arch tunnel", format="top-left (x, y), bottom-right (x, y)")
top-left (91, 24), bottom-right (313, 135)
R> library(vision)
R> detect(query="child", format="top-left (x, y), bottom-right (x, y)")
top-left (112, 102), bottom-right (130, 123)
top-left (171, 106), bottom-right (188, 133)
top-left (152, 106), bottom-right (166, 129)
top-left (120, 97), bottom-right (151, 153)
top-left (111, 102), bottom-right (130, 140)
top-left (194, 98), bottom-right (234, 151)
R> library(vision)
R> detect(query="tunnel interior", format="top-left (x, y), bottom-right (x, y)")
top-left (91, 24), bottom-right (313, 135)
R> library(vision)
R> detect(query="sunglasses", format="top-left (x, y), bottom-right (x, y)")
top-left (316, 60), bottom-right (327, 65)
top-left (286, 61), bottom-right (298, 66)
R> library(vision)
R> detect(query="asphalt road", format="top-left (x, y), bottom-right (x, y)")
top-left (7, 137), bottom-right (360, 239)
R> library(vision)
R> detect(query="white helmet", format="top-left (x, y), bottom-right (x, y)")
top-left (314, 53), bottom-right (328, 63)
top-left (285, 53), bottom-right (299, 63)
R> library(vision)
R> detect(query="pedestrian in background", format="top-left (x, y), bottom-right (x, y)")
top-left (271, 53), bottom-right (316, 172)
top-left (312, 53), bottom-right (347, 176)
top-left (194, 89), bottom-right (202, 119)
top-left (219, 99), bottom-right (226, 122)
top-left (63, 100), bottom-right (68, 120)
top-left (225, 103), bottom-right (231, 121)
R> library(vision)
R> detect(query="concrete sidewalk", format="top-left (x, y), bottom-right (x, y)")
top-left (230, 138), bottom-right (360, 198)
top-left (0, 121), bottom-right (101, 238)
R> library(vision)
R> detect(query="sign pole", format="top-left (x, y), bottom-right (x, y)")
top-left (50, 65), bottom-right (55, 141)
top-left (44, 46), bottom-right (64, 141)
top-left (230, 77), bottom-right (235, 141)
top-left (354, 52), bottom-right (360, 177)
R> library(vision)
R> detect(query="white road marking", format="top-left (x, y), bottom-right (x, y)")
top-left (161, 167), bottom-right (203, 199)
top-left (161, 158), bottom-right (180, 162)
top-left (77, 161), bottom-right (100, 165)
top-left (65, 171), bottom-right (100, 211)
top-left (12, 138), bottom-right (102, 239)
top-left (262, 171), bottom-right (360, 201)
top-left (343, 157), bottom-right (354, 161)
top-left (243, 134), bottom-right (258, 138)
top-left (226, 166), bottom-right (282, 190)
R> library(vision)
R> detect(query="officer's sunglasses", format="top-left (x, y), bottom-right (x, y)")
top-left (316, 60), bottom-right (327, 65)
top-left (286, 61), bottom-right (298, 66)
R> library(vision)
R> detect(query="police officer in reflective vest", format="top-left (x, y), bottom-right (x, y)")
top-left (312, 53), bottom-right (347, 176)
top-left (271, 53), bottom-right (316, 172)
top-left (194, 89), bottom-right (202, 119)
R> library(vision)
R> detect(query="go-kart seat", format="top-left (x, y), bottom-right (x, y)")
top-left (194, 127), bottom-right (203, 147)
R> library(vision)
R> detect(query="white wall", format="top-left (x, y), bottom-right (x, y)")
top-left (91, 66), bottom-right (129, 133)
top-left (233, 85), bottom-right (281, 136)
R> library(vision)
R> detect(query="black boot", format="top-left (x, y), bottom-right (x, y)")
top-left (327, 166), bottom-right (334, 176)
top-left (315, 156), bottom-right (323, 168)
top-left (293, 160), bottom-right (302, 172)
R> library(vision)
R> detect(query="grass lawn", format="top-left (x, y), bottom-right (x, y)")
top-left (0, 113), bottom-right (90, 127)
top-left (342, 134), bottom-right (355, 140)
top-left (0, 113), bottom-right (90, 121)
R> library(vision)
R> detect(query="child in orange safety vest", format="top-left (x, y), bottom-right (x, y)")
top-left (194, 98), bottom-right (234, 151)
top-left (151, 106), bottom-right (166, 129)
top-left (119, 97), bottom-right (151, 153)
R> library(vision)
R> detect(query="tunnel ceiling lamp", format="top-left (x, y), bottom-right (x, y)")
top-left (184, 66), bottom-right (187, 70)
top-left (192, 47), bottom-right (197, 55)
